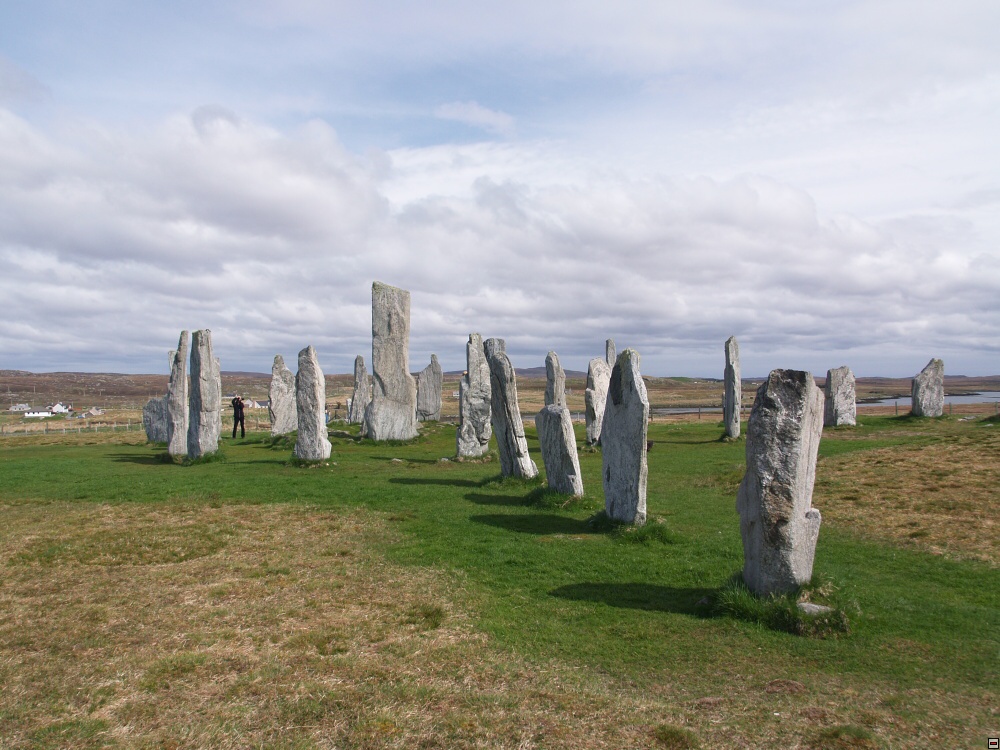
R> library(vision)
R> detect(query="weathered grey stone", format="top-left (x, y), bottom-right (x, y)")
top-left (456, 333), bottom-right (492, 457)
top-left (187, 329), bottom-right (221, 459)
top-left (911, 358), bottom-right (944, 417)
top-left (166, 331), bottom-right (189, 457)
top-left (535, 404), bottom-right (583, 495)
top-left (544, 351), bottom-right (566, 407)
top-left (484, 337), bottom-right (538, 478)
top-left (602, 349), bottom-right (649, 525)
top-left (606, 338), bottom-right (616, 367)
top-left (724, 336), bottom-right (741, 439)
top-left (348, 355), bottom-right (372, 425)
top-left (736, 369), bottom-right (824, 596)
top-left (416, 354), bottom-right (443, 421)
top-left (823, 365), bottom-right (856, 427)
top-left (584, 357), bottom-right (612, 446)
top-left (363, 281), bottom-right (418, 440)
top-left (142, 396), bottom-right (168, 443)
top-left (294, 345), bottom-right (332, 461)
top-left (268, 354), bottom-right (296, 436)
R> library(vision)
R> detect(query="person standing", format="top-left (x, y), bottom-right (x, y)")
top-left (231, 394), bottom-right (245, 438)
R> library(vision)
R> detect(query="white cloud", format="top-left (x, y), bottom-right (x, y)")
top-left (433, 101), bottom-right (515, 137)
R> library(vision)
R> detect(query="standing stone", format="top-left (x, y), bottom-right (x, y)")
top-left (363, 281), bottom-right (418, 440)
top-left (602, 349), bottom-right (649, 525)
top-left (294, 345), bottom-right (332, 461)
top-left (606, 338), bottom-right (617, 367)
top-left (585, 357), bottom-right (612, 446)
top-left (456, 333), bottom-right (492, 457)
top-left (544, 351), bottom-right (566, 407)
top-left (166, 331), bottom-right (189, 457)
top-left (187, 329), bottom-right (221, 459)
top-left (348, 355), bottom-right (372, 425)
top-left (535, 404), bottom-right (583, 496)
top-left (911, 358), bottom-right (944, 417)
top-left (724, 336), bottom-right (741, 439)
top-left (142, 396), bottom-right (168, 443)
top-left (824, 366), bottom-right (856, 427)
top-left (416, 354), bottom-right (443, 421)
top-left (484, 338), bottom-right (538, 479)
top-left (268, 355), bottom-right (296, 436)
top-left (736, 369), bottom-right (824, 596)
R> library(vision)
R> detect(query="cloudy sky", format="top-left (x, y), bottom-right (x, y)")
top-left (1, 1), bottom-right (998, 377)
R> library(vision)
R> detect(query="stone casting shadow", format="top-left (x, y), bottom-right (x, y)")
top-left (464, 493), bottom-right (529, 507)
top-left (390, 477), bottom-right (480, 488)
top-left (549, 582), bottom-right (714, 617)
top-left (470, 513), bottom-right (594, 535)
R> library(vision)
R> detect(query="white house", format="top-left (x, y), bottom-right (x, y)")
top-left (49, 402), bottom-right (72, 414)
top-left (25, 410), bottom-right (54, 419)
top-left (9, 403), bottom-right (30, 412)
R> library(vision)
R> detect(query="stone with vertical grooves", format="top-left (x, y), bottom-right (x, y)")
top-left (166, 331), bottom-right (189, 457)
top-left (484, 337), bottom-right (537, 478)
top-left (187, 329), bottom-right (221, 459)
top-left (724, 336), bottom-right (741, 439)
top-left (823, 365), bottom-right (856, 427)
top-left (544, 351), bottom-right (566, 407)
top-left (911, 358), bottom-right (944, 417)
top-left (736, 369), bottom-right (824, 596)
top-left (606, 338), bottom-right (616, 367)
top-left (585, 357), bottom-right (612, 446)
top-left (601, 349), bottom-right (649, 525)
top-left (268, 354), bottom-right (297, 436)
top-left (535, 404), bottom-right (583, 496)
top-left (416, 354), bottom-right (443, 421)
top-left (348, 355), bottom-right (372, 425)
top-left (363, 281), bottom-right (418, 440)
top-left (456, 333), bottom-right (492, 457)
top-left (142, 396), bottom-right (168, 443)
top-left (294, 345), bottom-right (332, 461)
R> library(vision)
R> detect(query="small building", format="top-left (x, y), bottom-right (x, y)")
top-left (49, 402), bottom-right (72, 414)
top-left (9, 403), bottom-right (30, 412)
top-left (25, 411), bottom-right (54, 419)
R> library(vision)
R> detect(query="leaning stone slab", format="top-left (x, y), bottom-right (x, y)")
top-left (457, 333), bottom-right (492, 457)
top-left (535, 404), bottom-right (583, 495)
top-left (268, 354), bottom-right (296, 436)
top-left (824, 365), bottom-right (856, 427)
top-left (363, 281), bottom-right (418, 440)
top-left (911, 358), bottom-right (944, 417)
top-left (602, 349), bottom-right (649, 525)
top-left (416, 354), bottom-right (443, 421)
top-left (294, 345), bottom-right (332, 461)
top-left (585, 357), bottom-right (612, 446)
top-left (142, 396), bottom-right (168, 443)
top-left (166, 331), bottom-right (189, 457)
top-left (484, 337), bottom-right (537, 479)
top-left (348, 355), bottom-right (372, 425)
top-left (737, 369), bottom-right (824, 596)
top-left (724, 336), bottom-right (741, 439)
top-left (187, 329), bottom-right (221, 459)
top-left (544, 351), bottom-right (566, 407)
top-left (606, 338), bottom-right (616, 367)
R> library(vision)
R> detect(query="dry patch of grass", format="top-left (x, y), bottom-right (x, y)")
top-left (815, 426), bottom-right (1000, 565)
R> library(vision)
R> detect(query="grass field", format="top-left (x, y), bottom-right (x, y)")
top-left (0, 414), bottom-right (997, 748)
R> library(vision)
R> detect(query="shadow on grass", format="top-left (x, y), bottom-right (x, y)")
top-left (370, 456), bottom-right (440, 465)
top-left (464, 493), bottom-right (529, 506)
top-left (111, 452), bottom-right (169, 466)
top-left (390, 477), bottom-right (480, 488)
top-left (549, 582), bottom-right (714, 616)
top-left (470, 513), bottom-right (593, 535)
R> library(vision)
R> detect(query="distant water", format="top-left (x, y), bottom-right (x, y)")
top-left (861, 391), bottom-right (1000, 407)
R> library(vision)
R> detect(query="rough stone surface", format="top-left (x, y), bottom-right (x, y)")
top-left (456, 333), bottom-right (492, 457)
top-left (736, 369), bottom-right (824, 596)
top-left (187, 329), bottom-right (221, 459)
top-left (268, 355), bottom-right (296, 436)
top-left (348, 355), bottom-right (372, 425)
top-left (416, 354), bottom-right (443, 421)
top-left (724, 336), bottom-right (741, 439)
top-left (294, 345), bottom-right (332, 461)
top-left (911, 358), bottom-right (945, 417)
top-left (363, 281), bottom-right (418, 440)
top-left (535, 404), bottom-right (583, 495)
top-left (166, 331), bottom-right (189, 457)
top-left (142, 396), bottom-right (168, 443)
top-left (484, 337), bottom-right (538, 478)
top-left (824, 365), bottom-right (856, 427)
top-left (584, 357), bottom-right (612, 446)
top-left (544, 351), bottom-right (566, 407)
top-left (606, 338), bottom-right (616, 367)
top-left (601, 349), bottom-right (649, 525)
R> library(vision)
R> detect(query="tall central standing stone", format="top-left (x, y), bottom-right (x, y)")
top-left (585, 357), bottom-right (612, 446)
top-left (166, 331), bottom-right (189, 457)
top-left (824, 365), bottom-right (856, 427)
top-left (416, 354), bottom-right (443, 421)
top-left (268, 355), bottom-right (296, 436)
top-left (348, 355), bottom-right (372, 424)
top-left (736, 369), bottom-right (824, 596)
top-left (724, 336), bottom-right (741, 439)
top-left (911, 358), bottom-right (944, 417)
top-left (294, 345), bottom-right (332, 461)
top-left (536, 404), bottom-right (583, 496)
top-left (363, 281), bottom-right (418, 440)
top-left (484, 338), bottom-right (537, 478)
top-left (187, 329), bottom-right (221, 459)
top-left (602, 349), bottom-right (649, 525)
top-left (606, 338), bottom-right (617, 367)
top-left (544, 351), bottom-right (566, 407)
top-left (456, 333), bottom-right (492, 457)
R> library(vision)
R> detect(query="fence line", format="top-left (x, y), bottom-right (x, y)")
top-left (0, 420), bottom-right (138, 437)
